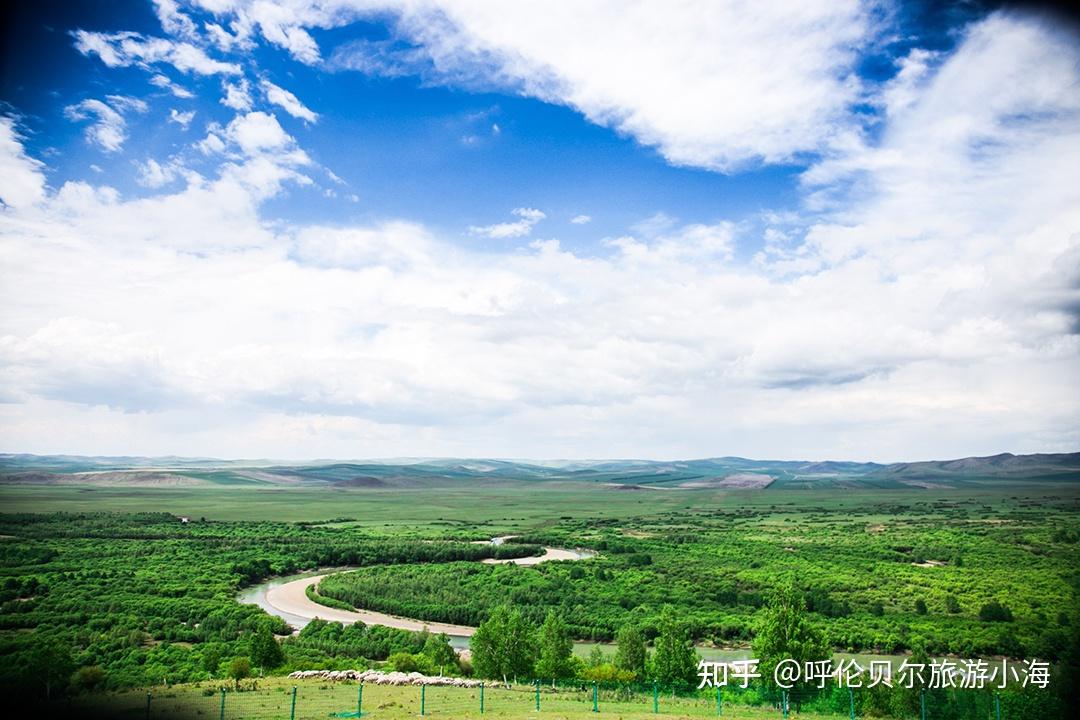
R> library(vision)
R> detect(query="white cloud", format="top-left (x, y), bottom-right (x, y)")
top-left (149, 73), bottom-right (195, 98)
top-left (221, 79), bottom-right (253, 111)
top-left (469, 207), bottom-right (546, 239)
top-left (223, 0), bottom-right (876, 171)
top-left (63, 96), bottom-right (148, 152)
top-left (169, 109), bottom-right (196, 129)
top-left (153, 0), bottom-right (199, 39)
top-left (608, 221), bottom-right (736, 263)
top-left (225, 111), bottom-right (294, 155)
top-left (570, 214), bottom-right (591, 225)
top-left (136, 158), bottom-right (180, 188)
top-left (0, 9), bottom-right (1077, 460)
top-left (0, 116), bottom-right (47, 209)
top-left (72, 29), bottom-right (241, 75)
top-left (261, 79), bottom-right (317, 122)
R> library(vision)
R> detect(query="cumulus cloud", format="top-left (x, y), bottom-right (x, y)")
top-left (169, 109), bottom-right (196, 129)
top-left (136, 158), bottom-right (180, 188)
top-left (469, 207), bottom-right (546, 239)
top-left (202, 0), bottom-right (876, 171)
top-left (0, 116), bottom-right (47, 209)
top-left (225, 111), bottom-right (295, 155)
top-left (63, 96), bottom-right (148, 152)
top-left (570, 214), bottom-right (591, 225)
top-left (0, 7), bottom-right (1077, 459)
top-left (261, 79), bottom-right (317, 122)
top-left (221, 79), bottom-right (253, 111)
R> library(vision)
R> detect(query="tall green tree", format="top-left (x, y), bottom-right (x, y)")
top-left (227, 657), bottom-right (251, 690)
top-left (26, 640), bottom-right (74, 700)
top-left (423, 632), bottom-right (459, 674)
top-left (534, 612), bottom-right (575, 680)
top-left (650, 607), bottom-right (698, 686)
top-left (752, 585), bottom-right (829, 692)
top-left (250, 623), bottom-right (284, 670)
top-left (469, 605), bottom-right (537, 684)
top-left (614, 624), bottom-right (647, 679)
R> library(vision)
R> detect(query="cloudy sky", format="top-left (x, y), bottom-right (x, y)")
top-left (0, 1), bottom-right (1078, 462)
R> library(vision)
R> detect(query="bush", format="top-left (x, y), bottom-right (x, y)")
top-left (979, 601), bottom-right (1014, 623)
top-left (70, 665), bottom-right (106, 693)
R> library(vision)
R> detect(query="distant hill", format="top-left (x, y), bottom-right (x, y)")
top-left (0, 452), bottom-right (1076, 490)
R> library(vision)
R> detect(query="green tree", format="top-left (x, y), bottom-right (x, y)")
top-left (914, 598), bottom-right (928, 615)
top-left (979, 600), bottom-right (1014, 622)
top-left (26, 639), bottom-right (74, 700)
top-left (586, 645), bottom-right (605, 668)
top-left (250, 623), bottom-right (284, 669)
top-left (202, 644), bottom-right (223, 677)
top-left (535, 612), bottom-right (575, 680)
top-left (227, 657), bottom-right (250, 690)
top-left (469, 605), bottom-right (537, 684)
top-left (422, 632), bottom-right (459, 674)
top-left (70, 665), bottom-right (106, 693)
top-left (388, 652), bottom-right (421, 673)
top-left (650, 607), bottom-right (698, 687)
top-left (751, 585), bottom-right (830, 692)
top-left (614, 624), bottom-right (646, 679)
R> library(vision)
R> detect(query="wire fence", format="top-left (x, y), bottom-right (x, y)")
top-left (50, 679), bottom-right (1054, 720)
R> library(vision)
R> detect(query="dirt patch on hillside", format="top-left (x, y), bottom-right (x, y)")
top-left (679, 473), bottom-right (774, 489)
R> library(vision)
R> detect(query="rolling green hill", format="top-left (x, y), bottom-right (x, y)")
top-left (1, 451), bottom-right (1076, 489)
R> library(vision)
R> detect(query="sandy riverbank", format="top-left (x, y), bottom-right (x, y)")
top-left (265, 574), bottom-right (478, 636)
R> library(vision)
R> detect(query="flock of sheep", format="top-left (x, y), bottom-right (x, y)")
top-left (287, 669), bottom-right (484, 687)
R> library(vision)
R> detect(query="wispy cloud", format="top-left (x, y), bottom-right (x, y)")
top-left (149, 73), bottom-right (194, 98)
top-left (469, 208), bottom-right (546, 239)
top-left (72, 29), bottom-right (241, 75)
top-left (63, 95), bottom-right (148, 152)
top-left (261, 79), bottom-right (317, 123)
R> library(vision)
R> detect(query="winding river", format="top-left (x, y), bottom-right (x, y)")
top-left (238, 541), bottom-right (914, 665)
top-left (238, 538), bottom-right (596, 649)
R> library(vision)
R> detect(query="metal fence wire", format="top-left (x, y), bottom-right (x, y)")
top-left (50, 679), bottom-right (1057, 720)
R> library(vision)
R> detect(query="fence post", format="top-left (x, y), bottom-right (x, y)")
top-left (716, 685), bottom-right (722, 716)
top-left (653, 681), bottom-right (658, 713)
top-left (480, 682), bottom-right (484, 714)
top-left (358, 683), bottom-right (363, 718)
top-left (535, 680), bottom-right (541, 711)
top-left (219, 688), bottom-right (225, 720)
top-left (849, 687), bottom-right (855, 720)
top-left (421, 684), bottom-right (426, 716)
top-left (782, 690), bottom-right (789, 719)
top-left (920, 688), bottom-right (926, 720)
top-left (592, 682), bottom-right (598, 713)
top-left (994, 693), bottom-right (1001, 720)
top-left (146, 691), bottom-right (151, 720)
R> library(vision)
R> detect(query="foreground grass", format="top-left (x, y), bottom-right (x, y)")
top-left (54, 677), bottom-right (847, 720)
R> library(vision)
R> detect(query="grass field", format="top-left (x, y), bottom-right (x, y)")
top-left (2, 483), bottom-right (1073, 529)
top-left (51, 676), bottom-right (853, 720)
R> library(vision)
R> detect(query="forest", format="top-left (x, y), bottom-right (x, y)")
top-left (316, 495), bottom-right (1078, 659)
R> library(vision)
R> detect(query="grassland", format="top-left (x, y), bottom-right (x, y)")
top-left (46, 676), bottom-right (857, 720)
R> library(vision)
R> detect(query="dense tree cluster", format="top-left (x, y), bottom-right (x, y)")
top-left (0, 513), bottom-right (532, 700)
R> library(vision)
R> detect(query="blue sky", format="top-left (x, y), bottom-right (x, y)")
top-left (0, 1), bottom-right (1078, 461)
